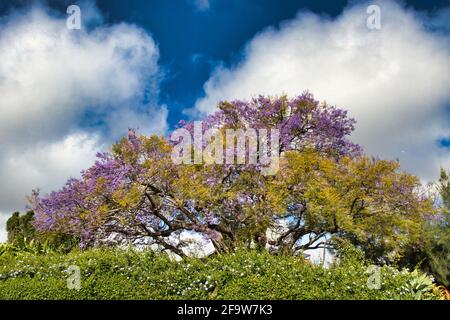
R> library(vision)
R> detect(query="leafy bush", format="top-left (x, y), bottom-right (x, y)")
top-left (403, 269), bottom-right (435, 300)
top-left (0, 245), bottom-right (443, 300)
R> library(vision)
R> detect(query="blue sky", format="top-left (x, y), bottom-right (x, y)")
top-left (92, 0), bottom-right (351, 124)
top-left (2, 0), bottom-right (352, 126)
top-left (0, 0), bottom-right (449, 241)
top-left (93, 0), bottom-right (450, 128)
top-left (1, 0), bottom-right (449, 128)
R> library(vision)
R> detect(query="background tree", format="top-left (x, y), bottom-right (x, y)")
top-left (423, 168), bottom-right (449, 286)
top-left (434, 168), bottom-right (450, 286)
top-left (439, 168), bottom-right (450, 212)
top-left (399, 168), bottom-right (449, 286)
top-left (6, 211), bottom-right (36, 245)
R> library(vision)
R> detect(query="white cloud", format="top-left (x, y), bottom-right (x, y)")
top-left (0, 4), bottom-right (168, 236)
top-left (191, 0), bottom-right (450, 182)
top-left (0, 5), bottom-right (166, 150)
top-left (0, 133), bottom-right (101, 212)
top-left (105, 105), bottom-right (168, 138)
top-left (193, 0), bottom-right (210, 12)
top-left (0, 132), bottom-right (102, 242)
top-left (0, 214), bottom-right (8, 243)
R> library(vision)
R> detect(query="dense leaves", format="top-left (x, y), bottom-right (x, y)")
top-left (268, 151), bottom-right (432, 261)
top-left (401, 168), bottom-right (450, 286)
top-left (0, 246), bottom-right (443, 300)
top-left (29, 94), bottom-right (436, 263)
top-left (6, 211), bottom-right (35, 245)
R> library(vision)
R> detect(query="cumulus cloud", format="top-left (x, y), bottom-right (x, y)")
top-left (0, 133), bottom-right (101, 211)
top-left (0, 4), bottom-right (166, 151)
top-left (0, 3), bottom-right (168, 240)
top-left (105, 105), bottom-right (169, 138)
top-left (191, 0), bottom-right (450, 182)
top-left (0, 133), bottom-right (102, 242)
top-left (0, 214), bottom-right (8, 242)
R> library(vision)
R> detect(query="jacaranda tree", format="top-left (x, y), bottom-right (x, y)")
top-left (31, 93), bottom-right (435, 260)
top-left (401, 168), bottom-right (450, 286)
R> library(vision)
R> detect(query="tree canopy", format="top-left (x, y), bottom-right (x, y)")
top-left (6, 211), bottom-right (35, 244)
top-left (30, 94), bottom-right (436, 261)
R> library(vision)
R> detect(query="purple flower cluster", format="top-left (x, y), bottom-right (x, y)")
top-left (177, 92), bottom-right (361, 158)
top-left (32, 134), bottom-right (141, 242)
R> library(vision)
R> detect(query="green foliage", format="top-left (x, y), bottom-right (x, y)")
top-left (400, 168), bottom-right (450, 287)
top-left (5, 210), bottom-right (79, 253)
top-left (0, 239), bottom-right (52, 258)
top-left (423, 168), bottom-right (450, 286)
top-left (403, 269), bottom-right (435, 300)
top-left (269, 151), bottom-right (433, 262)
top-left (0, 247), bottom-right (441, 300)
top-left (439, 168), bottom-right (450, 211)
top-left (6, 211), bottom-right (35, 245)
top-left (38, 232), bottom-right (80, 253)
top-left (421, 224), bottom-right (450, 287)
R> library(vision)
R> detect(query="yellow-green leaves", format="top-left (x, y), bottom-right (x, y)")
top-left (267, 150), bottom-right (434, 262)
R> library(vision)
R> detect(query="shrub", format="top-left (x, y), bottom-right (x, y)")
top-left (0, 246), bottom-right (442, 300)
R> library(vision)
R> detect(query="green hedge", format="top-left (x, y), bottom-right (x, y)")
top-left (0, 246), bottom-right (442, 300)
